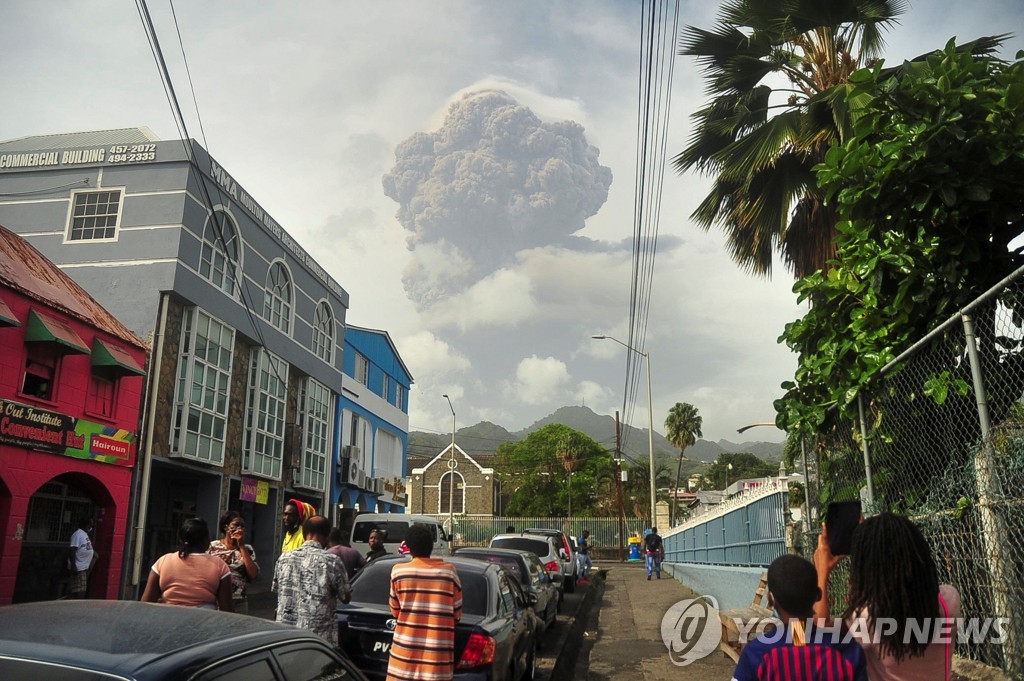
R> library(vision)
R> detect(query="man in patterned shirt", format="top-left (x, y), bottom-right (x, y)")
top-left (272, 515), bottom-right (349, 645)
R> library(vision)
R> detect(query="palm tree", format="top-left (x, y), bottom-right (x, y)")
top-left (665, 403), bottom-right (703, 526)
top-left (674, 0), bottom-right (907, 278)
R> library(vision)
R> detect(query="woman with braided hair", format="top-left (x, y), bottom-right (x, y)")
top-left (814, 512), bottom-right (960, 680)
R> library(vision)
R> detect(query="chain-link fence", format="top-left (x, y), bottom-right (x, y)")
top-left (802, 270), bottom-right (1024, 678)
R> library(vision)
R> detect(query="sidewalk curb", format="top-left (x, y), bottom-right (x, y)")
top-left (551, 572), bottom-right (606, 680)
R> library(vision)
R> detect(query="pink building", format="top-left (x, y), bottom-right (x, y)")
top-left (0, 225), bottom-right (147, 603)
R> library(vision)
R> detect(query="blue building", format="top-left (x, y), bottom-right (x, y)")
top-left (335, 325), bottom-right (412, 521)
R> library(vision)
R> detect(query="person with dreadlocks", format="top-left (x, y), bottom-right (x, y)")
top-left (281, 498), bottom-right (316, 554)
top-left (814, 512), bottom-right (961, 680)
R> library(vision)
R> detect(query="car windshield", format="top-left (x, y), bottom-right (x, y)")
top-left (350, 560), bottom-right (488, 616)
top-left (490, 537), bottom-right (551, 557)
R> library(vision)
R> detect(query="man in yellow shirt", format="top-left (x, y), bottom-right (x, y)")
top-left (281, 499), bottom-right (316, 553)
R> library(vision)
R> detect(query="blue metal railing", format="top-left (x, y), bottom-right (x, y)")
top-left (663, 490), bottom-right (787, 567)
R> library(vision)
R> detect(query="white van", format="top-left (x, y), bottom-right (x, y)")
top-left (349, 513), bottom-right (449, 556)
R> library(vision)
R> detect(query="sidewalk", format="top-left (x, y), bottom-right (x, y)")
top-left (582, 562), bottom-right (734, 681)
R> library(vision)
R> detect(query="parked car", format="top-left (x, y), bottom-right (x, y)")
top-left (0, 600), bottom-right (366, 681)
top-left (488, 533), bottom-right (565, 599)
top-left (521, 528), bottom-right (578, 593)
top-left (337, 555), bottom-right (538, 681)
top-left (454, 547), bottom-right (559, 645)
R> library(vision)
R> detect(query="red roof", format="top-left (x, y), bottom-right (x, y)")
top-left (0, 224), bottom-right (147, 350)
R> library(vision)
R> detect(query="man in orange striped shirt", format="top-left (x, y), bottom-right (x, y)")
top-left (386, 525), bottom-right (463, 681)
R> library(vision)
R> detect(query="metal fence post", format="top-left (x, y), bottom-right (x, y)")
top-left (857, 393), bottom-right (877, 511)
top-left (962, 313), bottom-right (1017, 672)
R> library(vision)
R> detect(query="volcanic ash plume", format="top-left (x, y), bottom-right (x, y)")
top-left (382, 90), bottom-right (612, 307)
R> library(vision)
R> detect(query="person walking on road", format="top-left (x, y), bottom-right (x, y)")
top-left (273, 515), bottom-right (349, 645)
top-left (577, 530), bottom-right (593, 581)
top-left (644, 527), bottom-right (663, 580)
top-left (386, 525), bottom-right (463, 681)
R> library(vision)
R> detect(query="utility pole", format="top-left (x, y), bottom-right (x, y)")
top-left (615, 411), bottom-right (625, 562)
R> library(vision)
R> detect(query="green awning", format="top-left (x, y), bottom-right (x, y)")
top-left (25, 309), bottom-right (89, 353)
top-left (0, 297), bottom-right (19, 327)
top-left (92, 338), bottom-right (146, 376)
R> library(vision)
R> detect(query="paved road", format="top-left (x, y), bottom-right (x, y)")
top-left (580, 562), bottom-right (735, 681)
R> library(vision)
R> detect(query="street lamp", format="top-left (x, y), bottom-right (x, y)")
top-left (592, 335), bottom-right (657, 530)
top-left (737, 420), bottom-right (812, 530)
top-left (442, 394), bottom-right (456, 553)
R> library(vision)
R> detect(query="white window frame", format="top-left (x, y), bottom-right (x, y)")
top-left (439, 471), bottom-right (466, 514)
top-left (312, 300), bottom-right (334, 363)
top-left (65, 187), bottom-right (124, 243)
top-left (199, 209), bottom-right (240, 296)
top-left (296, 378), bottom-right (332, 492)
top-left (263, 260), bottom-right (293, 334)
top-left (395, 383), bottom-right (405, 410)
top-left (170, 308), bottom-right (234, 465)
top-left (243, 347), bottom-right (289, 479)
top-left (355, 353), bottom-right (369, 386)
top-left (382, 374), bottom-right (390, 402)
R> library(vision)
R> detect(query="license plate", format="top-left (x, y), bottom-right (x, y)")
top-left (362, 632), bottom-right (394, 659)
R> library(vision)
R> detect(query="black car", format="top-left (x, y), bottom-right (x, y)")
top-left (0, 600), bottom-right (366, 681)
top-left (454, 547), bottom-right (558, 645)
top-left (337, 555), bottom-right (538, 681)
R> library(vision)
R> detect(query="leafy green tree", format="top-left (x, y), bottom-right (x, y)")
top-left (664, 402), bottom-right (703, 525)
top-left (674, 0), bottom-right (907, 278)
top-left (777, 42), bottom-right (1024, 433)
top-left (776, 43), bottom-right (1024, 506)
top-left (707, 452), bottom-right (778, 489)
top-left (494, 424), bottom-right (611, 516)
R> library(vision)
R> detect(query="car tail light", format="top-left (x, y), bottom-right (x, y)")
top-left (456, 632), bottom-right (496, 669)
top-left (562, 537), bottom-right (572, 555)
top-left (545, 560), bottom-right (560, 573)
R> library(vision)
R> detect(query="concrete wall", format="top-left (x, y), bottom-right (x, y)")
top-left (663, 562), bottom-right (767, 611)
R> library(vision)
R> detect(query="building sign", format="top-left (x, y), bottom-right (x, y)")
top-left (240, 477), bottom-right (271, 505)
top-left (0, 399), bottom-right (135, 467)
top-left (382, 477), bottom-right (408, 505)
top-left (0, 143), bottom-right (161, 170)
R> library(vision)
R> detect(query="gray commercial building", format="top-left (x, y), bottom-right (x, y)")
top-left (0, 128), bottom-right (350, 595)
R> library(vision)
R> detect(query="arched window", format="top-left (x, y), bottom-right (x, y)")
top-left (199, 210), bottom-right (239, 295)
top-left (312, 301), bottom-right (334, 362)
top-left (263, 261), bottom-right (292, 333)
top-left (439, 472), bottom-right (465, 515)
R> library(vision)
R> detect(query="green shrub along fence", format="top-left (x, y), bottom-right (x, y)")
top-left (426, 515), bottom-right (647, 559)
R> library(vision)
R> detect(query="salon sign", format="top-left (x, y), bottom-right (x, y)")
top-left (0, 399), bottom-right (135, 467)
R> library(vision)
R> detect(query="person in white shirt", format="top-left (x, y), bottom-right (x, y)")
top-left (67, 516), bottom-right (95, 599)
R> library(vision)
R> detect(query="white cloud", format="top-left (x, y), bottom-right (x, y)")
top-left (503, 356), bottom-right (571, 406)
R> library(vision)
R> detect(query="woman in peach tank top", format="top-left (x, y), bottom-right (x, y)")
top-left (141, 517), bottom-right (233, 612)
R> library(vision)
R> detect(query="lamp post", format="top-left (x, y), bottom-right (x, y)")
top-left (592, 335), bottom-right (657, 530)
top-left (737, 421), bottom-right (812, 530)
top-left (442, 394), bottom-right (456, 553)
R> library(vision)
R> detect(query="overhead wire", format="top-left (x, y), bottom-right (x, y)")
top-left (620, 0), bottom-right (679, 453)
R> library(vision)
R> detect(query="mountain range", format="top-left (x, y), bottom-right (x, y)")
top-left (407, 405), bottom-right (784, 470)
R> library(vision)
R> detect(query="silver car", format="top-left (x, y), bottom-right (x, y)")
top-left (489, 533), bottom-right (566, 599)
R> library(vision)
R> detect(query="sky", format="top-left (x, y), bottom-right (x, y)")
top-left (2, 1), bottom-right (1022, 451)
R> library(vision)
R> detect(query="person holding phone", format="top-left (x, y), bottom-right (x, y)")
top-left (814, 512), bottom-right (960, 680)
top-left (208, 510), bottom-right (260, 614)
